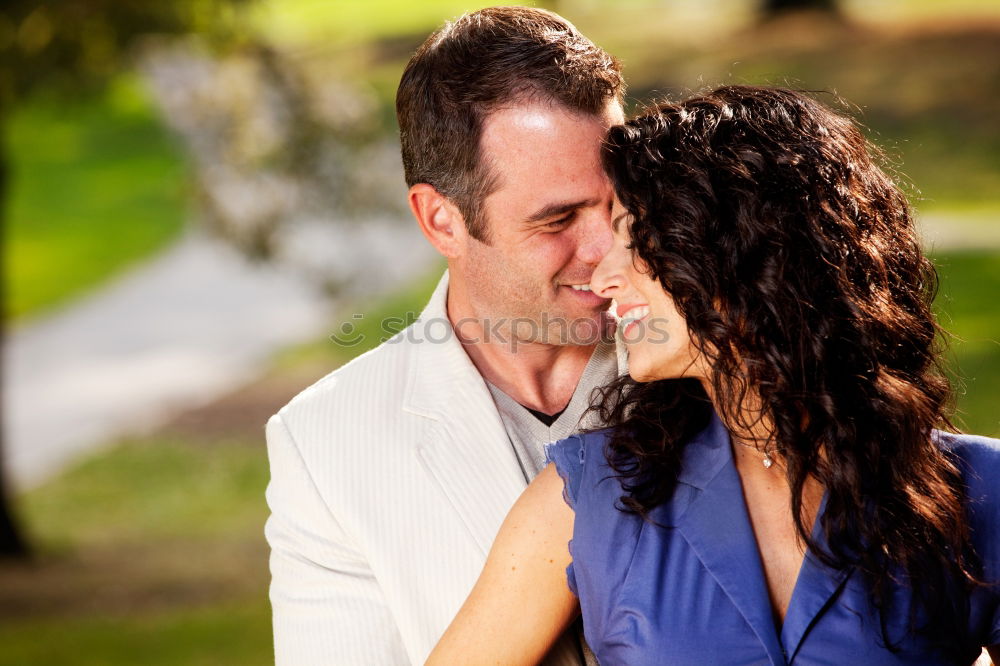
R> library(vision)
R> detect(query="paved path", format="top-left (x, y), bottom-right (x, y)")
top-left (4, 220), bottom-right (436, 490)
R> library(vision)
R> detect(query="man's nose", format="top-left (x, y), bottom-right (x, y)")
top-left (590, 247), bottom-right (622, 300)
top-left (576, 211), bottom-right (614, 266)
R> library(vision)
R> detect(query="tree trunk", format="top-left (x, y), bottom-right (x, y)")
top-left (0, 472), bottom-right (29, 558)
top-left (0, 116), bottom-right (31, 559)
top-left (762, 0), bottom-right (839, 13)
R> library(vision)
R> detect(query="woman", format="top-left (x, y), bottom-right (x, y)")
top-left (428, 86), bottom-right (1000, 664)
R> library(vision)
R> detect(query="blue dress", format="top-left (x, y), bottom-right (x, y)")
top-left (545, 411), bottom-right (1000, 665)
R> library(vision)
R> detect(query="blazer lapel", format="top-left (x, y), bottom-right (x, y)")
top-left (674, 413), bottom-right (788, 665)
top-left (779, 495), bottom-right (853, 662)
top-left (403, 272), bottom-right (527, 555)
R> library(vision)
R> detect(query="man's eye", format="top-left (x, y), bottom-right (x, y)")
top-left (545, 213), bottom-right (574, 229)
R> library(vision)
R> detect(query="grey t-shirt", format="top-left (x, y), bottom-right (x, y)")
top-left (486, 341), bottom-right (619, 483)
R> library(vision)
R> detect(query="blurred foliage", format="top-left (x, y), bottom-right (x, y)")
top-left (247, 0), bottom-right (491, 50)
top-left (138, 41), bottom-right (408, 268)
top-left (1, 0), bottom-right (253, 321)
top-left (0, 0), bottom-right (246, 108)
top-left (241, 1), bottom-right (1000, 214)
top-left (6, 1), bottom-right (998, 322)
top-left (4, 77), bottom-right (187, 319)
top-left (603, 16), bottom-right (1000, 213)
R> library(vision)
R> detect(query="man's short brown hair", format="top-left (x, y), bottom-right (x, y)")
top-left (396, 6), bottom-right (624, 242)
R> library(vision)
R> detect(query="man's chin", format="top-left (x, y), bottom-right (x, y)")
top-left (533, 307), bottom-right (610, 347)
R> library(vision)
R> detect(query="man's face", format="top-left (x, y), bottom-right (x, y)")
top-left (455, 100), bottom-right (623, 346)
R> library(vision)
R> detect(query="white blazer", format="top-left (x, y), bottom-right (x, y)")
top-left (265, 271), bottom-right (586, 665)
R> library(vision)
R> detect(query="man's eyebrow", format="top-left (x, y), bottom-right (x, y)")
top-left (611, 211), bottom-right (629, 232)
top-left (523, 198), bottom-right (598, 224)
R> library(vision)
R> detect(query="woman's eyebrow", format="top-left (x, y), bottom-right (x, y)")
top-left (611, 211), bottom-right (629, 232)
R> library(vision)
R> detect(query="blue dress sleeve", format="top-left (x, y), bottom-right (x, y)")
top-left (544, 435), bottom-right (586, 510)
top-left (941, 431), bottom-right (1000, 645)
top-left (964, 437), bottom-right (1000, 645)
top-left (544, 434), bottom-right (588, 598)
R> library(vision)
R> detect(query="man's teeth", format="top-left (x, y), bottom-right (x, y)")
top-left (570, 284), bottom-right (592, 291)
top-left (620, 305), bottom-right (651, 327)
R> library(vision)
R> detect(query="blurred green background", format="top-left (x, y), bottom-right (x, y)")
top-left (2, 1), bottom-right (999, 663)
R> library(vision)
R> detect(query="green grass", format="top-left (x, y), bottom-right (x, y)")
top-left (22, 437), bottom-right (270, 549)
top-left (0, 437), bottom-right (273, 666)
top-left (0, 600), bottom-right (273, 666)
top-left (4, 75), bottom-right (188, 320)
top-left (934, 251), bottom-right (1000, 437)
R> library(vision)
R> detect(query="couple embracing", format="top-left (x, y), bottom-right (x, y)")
top-left (265, 7), bottom-right (1000, 665)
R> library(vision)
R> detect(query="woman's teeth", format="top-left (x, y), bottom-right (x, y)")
top-left (621, 305), bottom-right (651, 328)
top-left (570, 284), bottom-right (592, 291)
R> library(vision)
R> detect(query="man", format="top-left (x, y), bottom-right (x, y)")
top-left (265, 7), bottom-right (624, 664)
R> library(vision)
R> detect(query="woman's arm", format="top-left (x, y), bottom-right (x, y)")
top-left (426, 463), bottom-right (580, 665)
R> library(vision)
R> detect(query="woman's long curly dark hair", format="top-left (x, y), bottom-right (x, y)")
top-left (598, 85), bottom-right (977, 653)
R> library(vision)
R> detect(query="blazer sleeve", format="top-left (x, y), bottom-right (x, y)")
top-left (264, 412), bottom-right (409, 665)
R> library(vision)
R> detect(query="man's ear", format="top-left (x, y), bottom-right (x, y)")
top-left (408, 183), bottom-right (467, 259)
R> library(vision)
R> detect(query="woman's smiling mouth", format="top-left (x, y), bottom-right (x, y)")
top-left (612, 301), bottom-right (652, 338)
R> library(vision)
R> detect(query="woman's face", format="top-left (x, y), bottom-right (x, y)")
top-left (591, 202), bottom-right (706, 383)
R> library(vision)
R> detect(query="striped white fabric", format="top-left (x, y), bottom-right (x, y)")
top-left (265, 271), bottom-right (587, 665)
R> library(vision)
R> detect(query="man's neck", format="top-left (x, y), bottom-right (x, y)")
top-left (447, 298), bottom-right (595, 415)
top-left (470, 337), bottom-right (595, 415)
